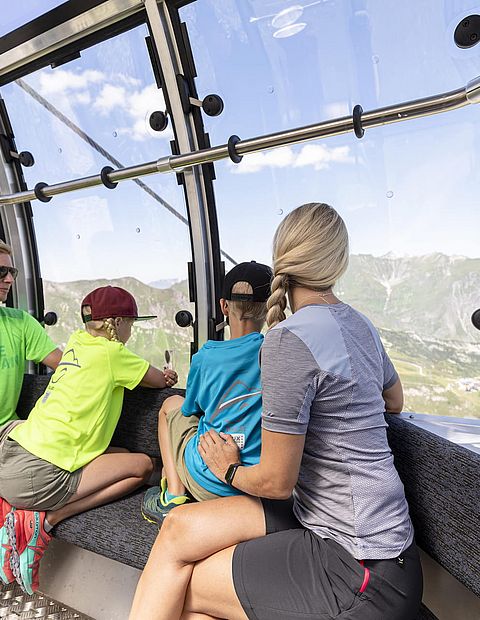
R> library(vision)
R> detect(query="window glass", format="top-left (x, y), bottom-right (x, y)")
top-left (180, 0), bottom-right (480, 418)
top-left (2, 2), bottom-right (69, 36)
top-left (1, 25), bottom-right (193, 386)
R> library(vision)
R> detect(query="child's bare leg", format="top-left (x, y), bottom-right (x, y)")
top-left (159, 395), bottom-right (186, 496)
top-left (129, 495), bottom-right (264, 620)
top-left (47, 452), bottom-right (153, 526)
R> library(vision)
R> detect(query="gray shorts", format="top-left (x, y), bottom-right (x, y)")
top-left (232, 498), bottom-right (423, 620)
top-left (0, 438), bottom-right (82, 511)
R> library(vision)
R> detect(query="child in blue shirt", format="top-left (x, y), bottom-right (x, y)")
top-left (142, 261), bottom-right (272, 524)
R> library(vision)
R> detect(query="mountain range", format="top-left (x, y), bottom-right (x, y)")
top-left (42, 253), bottom-right (480, 419)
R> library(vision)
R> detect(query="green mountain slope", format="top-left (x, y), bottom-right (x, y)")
top-left (42, 253), bottom-right (480, 418)
top-left (43, 277), bottom-right (193, 387)
top-left (338, 253), bottom-right (480, 343)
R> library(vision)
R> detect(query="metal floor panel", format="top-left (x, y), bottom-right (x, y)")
top-left (0, 583), bottom-right (93, 620)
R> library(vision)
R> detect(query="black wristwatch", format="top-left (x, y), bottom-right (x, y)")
top-left (225, 462), bottom-right (242, 486)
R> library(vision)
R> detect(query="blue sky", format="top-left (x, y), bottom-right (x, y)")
top-left (2, 0), bottom-right (480, 283)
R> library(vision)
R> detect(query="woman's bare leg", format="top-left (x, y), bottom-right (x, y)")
top-left (47, 452), bottom-right (153, 526)
top-left (180, 615), bottom-right (221, 620)
top-left (158, 395), bottom-right (186, 495)
top-left (182, 546), bottom-right (247, 620)
top-left (129, 496), bottom-right (264, 620)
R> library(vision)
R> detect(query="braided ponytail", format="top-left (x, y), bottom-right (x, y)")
top-left (267, 203), bottom-right (349, 329)
top-left (83, 305), bottom-right (120, 342)
top-left (266, 274), bottom-right (289, 328)
top-left (103, 317), bottom-right (119, 342)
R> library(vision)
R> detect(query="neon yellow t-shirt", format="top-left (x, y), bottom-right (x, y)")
top-left (0, 307), bottom-right (57, 426)
top-left (10, 330), bottom-right (149, 472)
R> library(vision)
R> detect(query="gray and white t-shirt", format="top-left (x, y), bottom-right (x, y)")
top-left (261, 303), bottom-right (413, 560)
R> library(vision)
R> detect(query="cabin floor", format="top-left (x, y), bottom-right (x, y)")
top-left (0, 580), bottom-right (92, 619)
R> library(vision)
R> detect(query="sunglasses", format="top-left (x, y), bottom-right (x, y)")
top-left (0, 266), bottom-right (18, 281)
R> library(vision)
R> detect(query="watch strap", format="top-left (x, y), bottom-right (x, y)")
top-left (225, 462), bottom-right (242, 486)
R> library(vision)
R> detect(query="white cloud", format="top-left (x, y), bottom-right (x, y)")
top-left (39, 69), bottom-right (105, 96)
top-left (116, 84), bottom-right (171, 141)
top-left (94, 85), bottom-right (127, 114)
top-left (37, 70), bottom-right (171, 141)
top-left (231, 143), bottom-right (352, 174)
top-left (73, 92), bottom-right (91, 105)
top-left (293, 144), bottom-right (352, 170)
top-left (232, 146), bottom-right (294, 173)
top-left (88, 80), bottom-right (170, 140)
top-left (117, 74), bottom-right (142, 88)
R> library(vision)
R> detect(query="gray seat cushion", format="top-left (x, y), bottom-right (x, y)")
top-left (54, 488), bottom-right (158, 570)
top-left (386, 414), bottom-right (480, 598)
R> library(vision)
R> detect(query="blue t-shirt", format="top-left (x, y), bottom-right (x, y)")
top-left (183, 332), bottom-right (263, 496)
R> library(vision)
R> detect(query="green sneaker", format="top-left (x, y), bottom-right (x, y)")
top-left (141, 478), bottom-right (189, 526)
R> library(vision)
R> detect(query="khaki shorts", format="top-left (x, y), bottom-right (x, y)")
top-left (167, 407), bottom-right (219, 502)
top-left (0, 437), bottom-right (82, 511)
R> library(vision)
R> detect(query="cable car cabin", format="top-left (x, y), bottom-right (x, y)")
top-left (0, 1), bottom-right (479, 618)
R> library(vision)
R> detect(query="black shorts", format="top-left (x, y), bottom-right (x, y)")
top-left (232, 498), bottom-right (423, 620)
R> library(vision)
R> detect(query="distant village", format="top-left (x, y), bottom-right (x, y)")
top-left (458, 378), bottom-right (480, 393)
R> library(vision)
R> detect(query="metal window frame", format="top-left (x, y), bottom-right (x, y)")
top-left (144, 0), bottom-right (223, 348)
top-left (0, 97), bottom-right (45, 321)
top-left (0, 0), bottom-right (146, 86)
top-left (0, 0), bottom-right (225, 352)
top-left (2, 77), bottom-right (480, 204)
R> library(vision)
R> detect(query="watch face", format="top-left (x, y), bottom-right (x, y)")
top-left (226, 463), bottom-right (240, 485)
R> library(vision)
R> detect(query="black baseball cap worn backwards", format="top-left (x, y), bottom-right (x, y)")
top-left (223, 261), bottom-right (273, 302)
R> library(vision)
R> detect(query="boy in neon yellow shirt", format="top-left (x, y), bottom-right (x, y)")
top-left (0, 285), bottom-right (177, 595)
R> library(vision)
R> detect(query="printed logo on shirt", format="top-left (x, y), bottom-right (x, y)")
top-left (0, 344), bottom-right (20, 369)
top-left (50, 348), bottom-right (81, 384)
top-left (211, 380), bottom-right (261, 424)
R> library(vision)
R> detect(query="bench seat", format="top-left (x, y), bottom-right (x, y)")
top-left (386, 414), bottom-right (480, 599)
top-left (17, 374), bottom-right (480, 618)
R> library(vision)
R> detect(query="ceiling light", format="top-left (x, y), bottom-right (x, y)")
top-left (271, 5), bottom-right (304, 29)
top-left (273, 23), bottom-right (307, 38)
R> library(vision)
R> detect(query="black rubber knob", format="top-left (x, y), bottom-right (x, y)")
top-left (202, 94), bottom-right (224, 117)
top-left (454, 15), bottom-right (480, 48)
top-left (19, 151), bottom-right (35, 167)
top-left (472, 308), bottom-right (480, 331)
top-left (43, 311), bottom-right (58, 326)
top-left (175, 310), bottom-right (194, 328)
top-left (149, 111), bottom-right (168, 132)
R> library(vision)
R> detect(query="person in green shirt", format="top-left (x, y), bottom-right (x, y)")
top-left (0, 284), bottom-right (177, 596)
top-left (0, 240), bottom-right (62, 425)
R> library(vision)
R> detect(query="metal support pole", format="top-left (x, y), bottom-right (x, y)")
top-left (1, 76), bottom-right (479, 207)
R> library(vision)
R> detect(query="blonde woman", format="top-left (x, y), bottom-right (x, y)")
top-left (130, 203), bottom-right (422, 620)
top-left (0, 285), bottom-right (177, 595)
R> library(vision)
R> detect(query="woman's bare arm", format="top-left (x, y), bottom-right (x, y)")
top-left (383, 377), bottom-right (403, 413)
top-left (199, 428), bottom-right (305, 499)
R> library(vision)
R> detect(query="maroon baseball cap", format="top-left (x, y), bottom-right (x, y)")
top-left (81, 286), bottom-right (156, 323)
